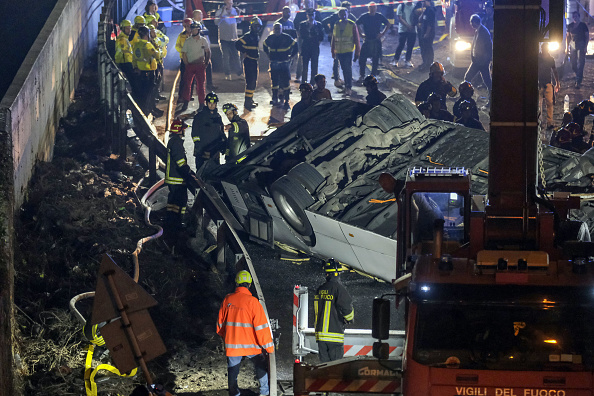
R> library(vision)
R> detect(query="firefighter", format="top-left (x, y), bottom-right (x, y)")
top-left (192, 92), bottom-right (227, 176)
top-left (427, 92), bottom-right (454, 122)
top-left (453, 81), bottom-right (479, 121)
top-left (115, 20), bottom-right (134, 81)
top-left (236, 17), bottom-right (262, 110)
top-left (415, 62), bottom-right (457, 110)
top-left (217, 270), bottom-right (274, 396)
top-left (363, 75), bottom-right (386, 107)
top-left (164, 119), bottom-right (194, 248)
top-left (263, 22), bottom-right (298, 108)
top-left (455, 100), bottom-right (485, 130)
top-left (132, 26), bottom-right (163, 118)
top-left (223, 103), bottom-right (251, 162)
top-left (146, 15), bottom-right (169, 102)
top-left (314, 259), bottom-right (354, 363)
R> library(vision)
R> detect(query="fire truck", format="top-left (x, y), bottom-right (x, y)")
top-left (293, 0), bottom-right (594, 394)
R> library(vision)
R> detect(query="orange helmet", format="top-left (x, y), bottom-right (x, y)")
top-left (170, 118), bottom-right (187, 134)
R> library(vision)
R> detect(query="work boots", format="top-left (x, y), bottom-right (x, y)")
top-left (283, 91), bottom-right (290, 110)
top-left (270, 89), bottom-right (278, 106)
top-left (245, 97), bottom-right (258, 110)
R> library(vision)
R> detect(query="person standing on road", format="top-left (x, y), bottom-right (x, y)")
top-left (215, 0), bottom-right (243, 80)
top-left (364, 75), bottom-right (387, 106)
top-left (192, 92), bottom-right (227, 176)
top-left (223, 103), bottom-right (251, 162)
top-left (356, 3), bottom-right (391, 83)
top-left (323, 1), bottom-right (354, 86)
top-left (331, 7), bottom-right (361, 96)
top-left (264, 23), bottom-right (298, 108)
top-left (132, 26), bottom-right (163, 118)
top-left (392, 0), bottom-right (417, 68)
top-left (236, 17), bottom-right (263, 110)
top-left (314, 259), bottom-right (354, 363)
top-left (464, 14), bottom-right (492, 104)
top-left (217, 270), bottom-right (275, 396)
top-left (538, 43), bottom-right (560, 130)
top-left (416, 0), bottom-right (436, 71)
top-left (129, 15), bottom-right (146, 45)
top-left (164, 119), bottom-right (194, 249)
top-left (415, 62), bottom-right (457, 110)
top-left (175, 18), bottom-right (193, 100)
top-left (293, 0), bottom-right (312, 83)
top-left (566, 11), bottom-right (589, 89)
top-left (180, 22), bottom-right (211, 111)
top-left (193, 9), bottom-right (217, 91)
top-left (299, 9), bottom-right (325, 84)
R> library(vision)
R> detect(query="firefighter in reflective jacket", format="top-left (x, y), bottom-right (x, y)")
top-left (222, 103), bottom-right (251, 162)
top-left (263, 22), bottom-right (298, 108)
top-left (314, 259), bottom-right (354, 362)
top-left (217, 270), bottom-right (274, 396)
top-left (192, 92), bottom-right (226, 176)
top-left (164, 119), bottom-right (194, 248)
top-left (115, 20), bottom-right (134, 80)
top-left (236, 17), bottom-right (262, 110)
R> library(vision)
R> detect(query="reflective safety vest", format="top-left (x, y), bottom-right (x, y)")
top-left (153, 30), bottom-right (169, 61)
top-left (333, 20), bottom-right (356, 54)
top-left (217, 286), bottom-right (275, 357)
top-left (314, 276), bottom-right (354, 343)
top-left (115, 32), bottom-right (133, 64)
top-left (165, 134), bottom-right (187, 185)
top-left (132, 39), bottom-right (158, 71)
top-left (175, 31), bottom-right (190, 59)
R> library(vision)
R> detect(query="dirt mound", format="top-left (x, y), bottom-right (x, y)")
top-left (13, 61), bottom-right (246, 395)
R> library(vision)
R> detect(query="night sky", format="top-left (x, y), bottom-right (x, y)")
top-left (0, 0), bottom-right (58, 100)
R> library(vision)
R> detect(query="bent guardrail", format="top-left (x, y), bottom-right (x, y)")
top-left (97, 3), bottom-right (277, 394)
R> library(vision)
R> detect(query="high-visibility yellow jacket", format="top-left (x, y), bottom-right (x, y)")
top-left (332, 19), bottom-right (358, 54)
top-left (217, 287), bottom-right (275, 357)
top-left (115, 32), bottom-right (133, 64)
top-left (132, 39), bottom-right (158, 71)
top-left (175, 31), bottom-right (190, 59)
top-left (152, 29), bottom-right (169, 62)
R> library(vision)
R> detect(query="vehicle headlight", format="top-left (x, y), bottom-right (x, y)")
top-left (455, 40), bottom-right (471, 52)
top-left (548, 41), bottom-right (560, 52)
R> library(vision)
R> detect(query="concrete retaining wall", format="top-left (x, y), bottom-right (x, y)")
top-left (0, 0), bottom-right (103, 209)
top-left (0, 0), bottom-right (103, 393)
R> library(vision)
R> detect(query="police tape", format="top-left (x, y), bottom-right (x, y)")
top-left (162, 0), bottom-right (445, 23)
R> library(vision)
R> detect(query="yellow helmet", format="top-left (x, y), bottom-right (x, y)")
top-left (235, 270), bottom-right (252, 284)
top-left (134, 15), bottom-right (146, 25)
top-left (120, 19), bottom-right (132, 28)
top-left (144, 15), bottom-right (155, 25)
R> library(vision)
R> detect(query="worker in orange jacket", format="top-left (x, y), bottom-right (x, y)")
top-left (217, 270), bottom-right (274, 396)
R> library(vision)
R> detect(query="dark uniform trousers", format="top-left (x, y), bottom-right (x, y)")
top-left (359, 38), bottom-right (382, 78)
top-left (136, 70), bottom-right (157, 115)
top-left (301, 46), bottom-right (320, 84)
top-left (318, 342), bottom-right (344, 363)
top-left (270, 61), bottom-right (291, 103)
top-left (244, 57), bottom-right (259, 101)
top-left (165, 184), bottom-right (188, 244)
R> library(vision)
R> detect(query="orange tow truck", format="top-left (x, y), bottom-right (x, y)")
top-left (294, 0), bottom-right (594, 394)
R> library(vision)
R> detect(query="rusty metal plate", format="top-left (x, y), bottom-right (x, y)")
top-left (100, 309), bottom-right (167, 374)
top-left (91, 254), bottom-right (157, 325)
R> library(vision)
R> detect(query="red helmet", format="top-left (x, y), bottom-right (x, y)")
top-left (170, 118), bottom-right (187, 134)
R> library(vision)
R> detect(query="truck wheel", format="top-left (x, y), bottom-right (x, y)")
top-left (270, 175), bottom-right (315, 236)
top-left (287, 162), bottom-right (325, 194)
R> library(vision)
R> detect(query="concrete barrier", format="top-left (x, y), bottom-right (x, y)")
top-left (0, 0), bottom-right (103, 393)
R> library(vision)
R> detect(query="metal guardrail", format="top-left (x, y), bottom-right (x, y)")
top-left (97, 2), bottom-right (277, 394)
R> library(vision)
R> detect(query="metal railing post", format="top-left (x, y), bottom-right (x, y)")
top-left (118, 79), bottom-right (128, 157)
top-left (216, 221), bottom-right (227, 272)
top-left (106, 63), bottom-right (113, 146)
top-left (149, 137), bottom-right (157, 185)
